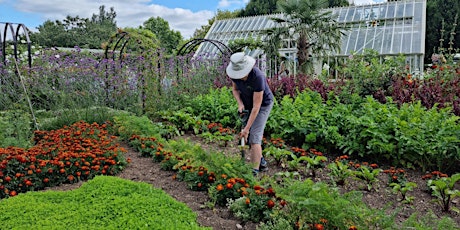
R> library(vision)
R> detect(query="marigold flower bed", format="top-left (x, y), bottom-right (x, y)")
top-left (0, 121), bottom-right (129, 198)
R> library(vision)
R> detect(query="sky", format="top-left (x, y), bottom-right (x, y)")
top-left (0, 0), bottom-right (383, 39)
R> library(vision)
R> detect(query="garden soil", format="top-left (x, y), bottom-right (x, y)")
top-left (47, 134), bottom-right (460, 229)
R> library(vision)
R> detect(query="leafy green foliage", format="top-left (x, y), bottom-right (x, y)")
top-left (37, 107), bottom-right (131, 131)
top-left (340, 50), bottom-right (405, 98)
top-left (273, 179), bottom-right (398, 229)
top-left (238, 0), bottom-right (279, 16)
top-left (228, 37), bottom-right (264, 53)
top-left (185, 87), bottom-right (238, 128)
top-left (112, 114), bottom-right (174, 141)
top-left (142, 16), bottom-right (183, 54)
top-left (0, 110), bottom-right (32, 148)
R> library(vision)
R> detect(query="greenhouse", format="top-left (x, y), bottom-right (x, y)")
top-left (196, 0), bottom-right (427, 77)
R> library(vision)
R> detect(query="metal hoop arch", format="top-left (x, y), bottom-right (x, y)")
top-left (1, 22), bottom-right (32, 68)
top-left (104, 31), bottom-right (130, 64)
top-left (177, 38), bottom-right (233, 58)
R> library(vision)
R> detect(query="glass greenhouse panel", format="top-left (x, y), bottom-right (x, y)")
top-left (196, 0), bottom-right (426, 62)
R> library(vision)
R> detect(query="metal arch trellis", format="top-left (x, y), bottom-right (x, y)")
top-left (101, 31), bottom-right (132, 108)
top-left (103, 30), bottom-right (131, 64)
top-left (102, 30), bottom-right (156, 113)
top-left (177, 38), bottom-right (233, 58)
top-left (0, 22), bottom-right (32, 68)
top-left (0, 22), bottom-right (37, 130)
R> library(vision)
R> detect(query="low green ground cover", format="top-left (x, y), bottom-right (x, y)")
top-left (0, 176), bottom-right (209, 230)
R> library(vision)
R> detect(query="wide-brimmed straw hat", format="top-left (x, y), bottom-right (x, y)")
top-left (226, 52), bottom-right (256, 79)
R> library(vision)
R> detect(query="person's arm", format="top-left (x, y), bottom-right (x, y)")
top-left (231, 82), bottom-right (245, 112)
top-left (240, 91), bottom-right (263, 140)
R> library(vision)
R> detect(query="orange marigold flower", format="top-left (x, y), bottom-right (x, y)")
top-left (216, 184), bottom-right (224, 191)
top-left (314, 223), bottom-right (324, 230)
top-left (245, 198), bottom-right (250, 205)
top-left (227, 178), bottom-right (236, 184)
top-left (349, 226), bottom-right (358, 230)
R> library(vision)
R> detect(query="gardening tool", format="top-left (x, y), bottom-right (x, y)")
top-left (238, 109), bottom-right (249, 160)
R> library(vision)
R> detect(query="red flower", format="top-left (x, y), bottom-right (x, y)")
top-left (267, 199), bottom-right (275, 209)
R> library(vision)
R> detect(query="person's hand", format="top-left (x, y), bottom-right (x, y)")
top-left (238, 105), bottom-right (245, 113)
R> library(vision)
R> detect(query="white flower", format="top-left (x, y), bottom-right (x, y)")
top-left (55, 54), bottom-right (60, 59)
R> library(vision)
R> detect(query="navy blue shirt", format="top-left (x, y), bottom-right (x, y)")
top-left (232, 67), bottom-right (274, 110)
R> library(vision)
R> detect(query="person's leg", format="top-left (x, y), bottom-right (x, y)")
top-left (250, 143), bottom-right (262, 170)
top-left (248, 103), bottom-right (273, 173)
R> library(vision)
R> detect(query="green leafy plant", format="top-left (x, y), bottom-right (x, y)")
top-left (352, 164), bottom-right (382, 191)
top-left (262, 145), bottom-right (292, 167)
top-left (302, 155), bottom-right (328, 178)
top-left (390, 181), bottom-right (417, 204)
top-left (327, 159), bottom-right (353, 186)
top-left (159, 109), bottom-right (206, 135)
top-left (426, 173), bottom-right (460, 212)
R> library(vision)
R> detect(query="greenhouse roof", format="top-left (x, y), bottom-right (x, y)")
top-left (196, 0), bottom-right (426, 58)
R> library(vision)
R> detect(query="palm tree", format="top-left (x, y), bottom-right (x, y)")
top-left (271, 0), bottom-right (346, 73)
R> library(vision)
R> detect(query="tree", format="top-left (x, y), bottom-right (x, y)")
top-left (30, 5), bottom-right (117, 49)
top-left (84, 5), bottom-right (118, 48)
top-left (425, 0), bottom-right (460, 63)
top-left (273, 0), bottom-right (346, 73)
top-left (142, 17), bottom-right (183, 54)
top-left (327, 0), bottom-right (349, 8)
top-left (32, 20), bottom-right (68, 47)
top-left (239, 0), bottom-right (279, 16)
